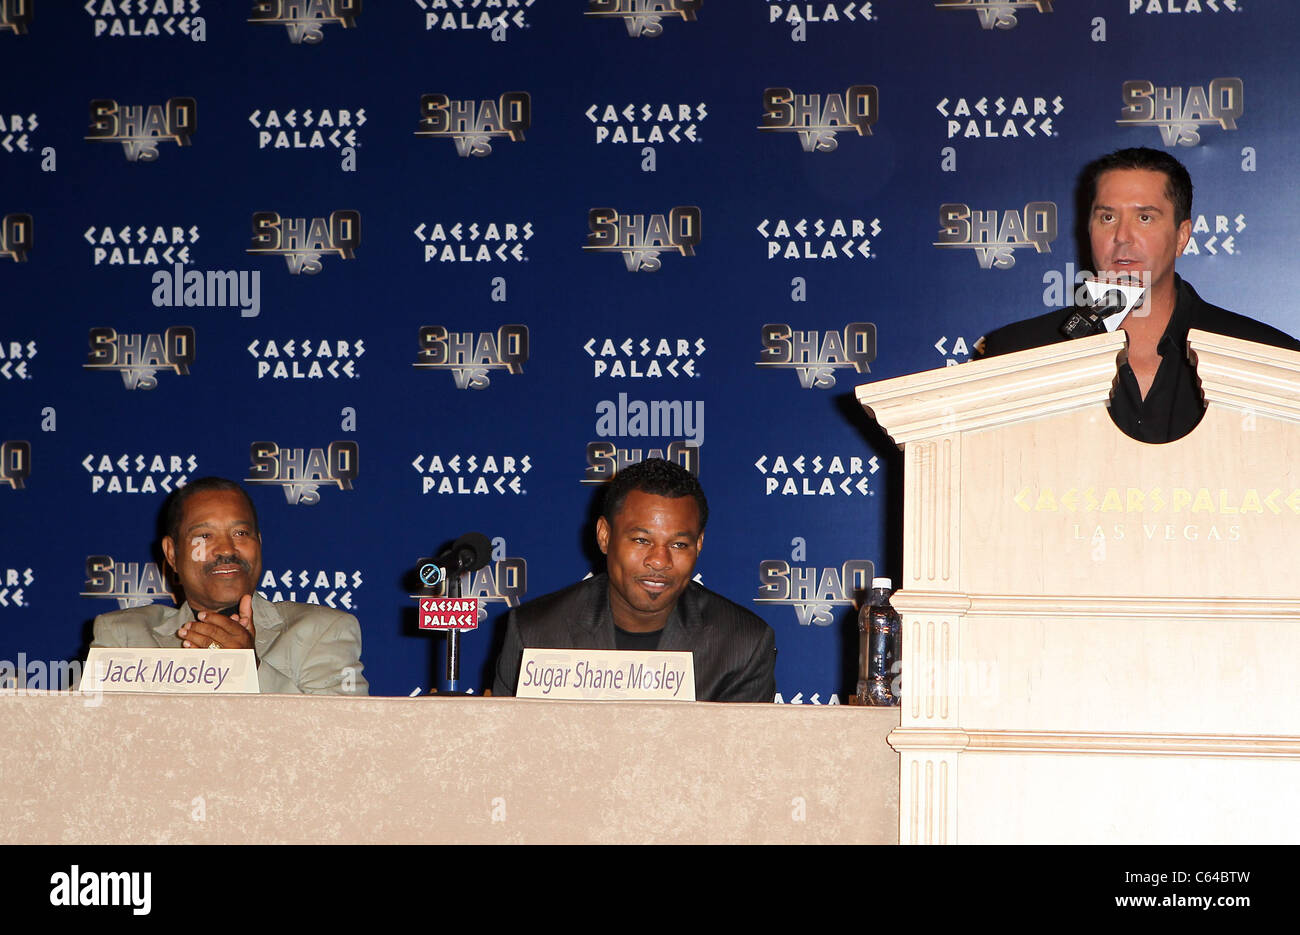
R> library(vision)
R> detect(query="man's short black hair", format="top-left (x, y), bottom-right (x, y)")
top-left (163, 477), bottom-right (260, 544)
top-left (602, 459), bottom-right (708, 532)
top-left (1082, 146), bottom-right (1193, 226)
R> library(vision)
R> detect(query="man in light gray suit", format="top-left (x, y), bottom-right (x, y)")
top-left (92, 477), bottom-right (367, 695)
top-left (493, 459), bottom-right (776, 702)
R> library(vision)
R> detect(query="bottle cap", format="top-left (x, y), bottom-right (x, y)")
top-left (871, 577), bottom-right (892, 590)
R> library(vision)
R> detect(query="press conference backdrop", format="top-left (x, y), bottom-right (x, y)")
top-left (2, 1), bottom-right (1296, 700)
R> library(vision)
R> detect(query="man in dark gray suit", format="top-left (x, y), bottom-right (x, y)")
top-left (492, 459), bottom-right (776, 702)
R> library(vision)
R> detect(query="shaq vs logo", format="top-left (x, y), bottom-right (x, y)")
top-left (84, 326), bottom-right (195, 390)
top-left (415, 92), bottom-right (529, 157)
top-left (756, 323), bottom-right (876, 389)
top-left (414, 325), bottom-right (528, 389)
top-left (934, 0), bottom-right (1052, 29)
top-left (934, 202), bottom-right (1056, 269)
top-left (0, 213), bottom-right (32, 262)
top-left (1117, 78), bottom-right (1243, 147)
top-left (584, 207), bottom-right (700, 272)
top-left (586, 0), bottom-right (699, 37)
top-left (759, 86), bottom-right (877, 153)
top-left (81, 555), bottom-right (172, 609)
top-left (249, 0), bottom-right (358, 43)
top-left (248, 440), bottom-right (358, 505)
top-left (0, 0), bottom-right (31, 34)
top-left (248, 210), bottom-right (359, 274)
top-left (86, 97), bottom-right (196, 162)
top-left (755, 552), bottom-right (873, 627)
top-left (0, 441), bottom-right (30, 490)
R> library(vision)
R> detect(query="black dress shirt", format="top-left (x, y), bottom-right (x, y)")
top-left (978, 277), bottom-right (1300, 443)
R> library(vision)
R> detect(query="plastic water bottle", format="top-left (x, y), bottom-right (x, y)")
top-left (857, 577), bottom-right (901, 706)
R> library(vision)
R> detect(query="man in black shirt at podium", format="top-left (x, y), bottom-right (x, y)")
top-left (978, 147), bottom-right (1300, 443)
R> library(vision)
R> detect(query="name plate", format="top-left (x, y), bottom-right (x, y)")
top-left (517, 649), bottom-right (695, 701)
top-left (80, 648), bottom-right (259, 694)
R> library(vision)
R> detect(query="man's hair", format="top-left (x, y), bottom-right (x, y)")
top-left (1081, 147), bottom-right (1193, 225)
top-left (602, 459), bottom-right (708, 532)
top-left (163, 477), bottom-right (260, 544)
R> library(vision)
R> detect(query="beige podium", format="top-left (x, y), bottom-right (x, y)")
top-left (856, 330), bottom-right (1300, 844)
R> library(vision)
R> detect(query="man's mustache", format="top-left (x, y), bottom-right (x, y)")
top-left (203, 553), bottom-right (252, 575)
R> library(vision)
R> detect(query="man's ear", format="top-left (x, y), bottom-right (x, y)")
top-left (695, 532), bottom-right (704, 555)
top-left (161, 536), bottom-right (176, 571)
top-left (596, 516), bottom-right (610, 555)
top-left (1176, 218), bottom-right (1191, 256)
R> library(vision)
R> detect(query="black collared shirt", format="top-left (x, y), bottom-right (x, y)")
top-left (978, 277), bottom-right (1300, 443)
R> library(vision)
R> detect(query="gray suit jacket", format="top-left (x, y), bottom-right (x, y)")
top-left (492, 574), bottom-right (776, 702)
top-left (91, 595), bottom-right (368, 695)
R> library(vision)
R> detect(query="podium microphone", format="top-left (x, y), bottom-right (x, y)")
top-left (1060, 278), bottom-right (1148, 340)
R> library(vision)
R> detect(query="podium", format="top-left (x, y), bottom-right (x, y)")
top-left (856, 330), bottom-right (1300, 844)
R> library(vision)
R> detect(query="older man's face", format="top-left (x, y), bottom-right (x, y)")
top-left (162, 489), bottom-right (262, 614)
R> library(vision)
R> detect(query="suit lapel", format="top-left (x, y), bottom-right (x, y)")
top-left (251, 596), bottom-right (287, 681)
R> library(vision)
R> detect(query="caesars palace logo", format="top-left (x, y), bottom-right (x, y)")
top-left (934, 0), bottom-right (1052, 29)
top-left (586, 0), bottom-right (699, 37)
top-left (584, 207), bottom-right (700, 272)
top-left (759, 85), bottom-right (877, 153)
top-left (1117, 78), bottom-right (1242, 147)
top-left (0, 339), bottom-right (35, 382)
top-left (934, 201), bottom-right (1057, 269)
top-left (86, 0), bottom-right (206, 38)
top-left (249, 0), bottom-right (358, 43)
top-left (1, 113), bottom-right (37, 154)
top-left (247, 440), bottom-right (358, 505)
top-left (86, 97), bottom-right (195, 162)
top-left (416, 92), bottom-right (529, 157)
top-left (248, 210), bottom-right (359, 274)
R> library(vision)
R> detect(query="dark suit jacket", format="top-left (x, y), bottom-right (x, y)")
top-left (492, 574), bottom-right (777, 702)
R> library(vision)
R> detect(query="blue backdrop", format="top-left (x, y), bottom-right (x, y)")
top-left (2, 0), bottom-right (1295, 700)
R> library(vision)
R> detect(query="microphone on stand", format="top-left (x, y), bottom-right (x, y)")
top-left (1060, 278), bottom-right (1148, 340)
top-left (422, 532), bottom-right (492, 695)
